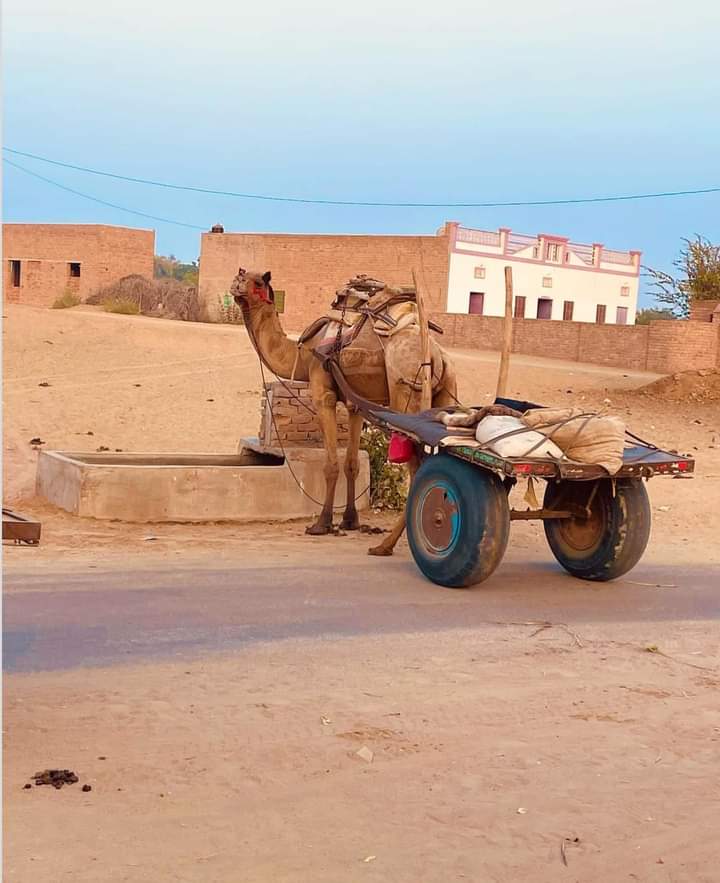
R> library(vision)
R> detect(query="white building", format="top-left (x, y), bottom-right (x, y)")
top-left (444, 223), bottom-right (641, 324)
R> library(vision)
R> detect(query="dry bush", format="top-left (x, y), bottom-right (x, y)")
top-left (103, 297), bottom-right (140, 315)
top-left (87, 274), bottom-right (201, 322)
top-left (52, 289), bottom-right (82, 309)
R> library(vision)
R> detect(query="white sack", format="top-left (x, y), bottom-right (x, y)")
top-left (475, 415), bottom-right (564, 459)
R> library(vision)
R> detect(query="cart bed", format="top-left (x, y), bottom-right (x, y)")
top-left (353, 394), bottom-right (695, 481)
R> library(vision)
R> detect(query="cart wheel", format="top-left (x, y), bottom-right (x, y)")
top-left (543, 478), bottom-right (651, 582)
top-left (406, 455), bottom-right (510, 588)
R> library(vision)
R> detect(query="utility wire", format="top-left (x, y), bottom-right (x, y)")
top-left (5, 146), bottom-right (720, 208)
top-left (3, 158), bottom-right (206, 230)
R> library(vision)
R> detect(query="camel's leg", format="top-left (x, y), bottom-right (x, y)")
top-left (339, 410), bottom-right (364, 531)
top-left (367, 453), bottom-right (419, 556)
top-left (306, 383), bottom-right (340, 536)
top-left (368, 381), bottom-right (423, 557)
top-left (367, 359), bottom-right (459, 556)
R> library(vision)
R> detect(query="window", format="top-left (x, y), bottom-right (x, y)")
top-left (621, 285), bottom-right (630, 297)
top-left (616, 306), bottom-right (628, 325)
top-left (68, 262), bottom-right (81, 278)
top-left (596, 304), bottom-right (607, 324)
top-left (542, 276), bottom-right (553, 288)
top-left (468, 292), bottom-right (484, 315)
top-left (10, 260), bottom-right (21, 287)
top-left (532, 246), bottom-right (539, 259)
top-left (514, 296), bottom-right (526, 319)
top-left (537, 298), bottom-right (553, 320)
top-left (473, 266), bottom-right (486, 279)
top-left (563, 301), bottom-right (574, 321)
top-left (546, 243), bottom-right (560, 262)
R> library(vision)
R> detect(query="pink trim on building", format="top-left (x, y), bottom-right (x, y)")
top-left (452, 246), bottom-right (640, 277)
top-left (538, 233), bottom-right (569, 243)
top-left (452, 226), bottom-right (641, 276)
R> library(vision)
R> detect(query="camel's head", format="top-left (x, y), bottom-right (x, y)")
top-left (231, 267), bottom-right (274, 308)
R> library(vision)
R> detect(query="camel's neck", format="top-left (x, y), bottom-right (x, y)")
top-left (243, 302), bottom-right (309, 382)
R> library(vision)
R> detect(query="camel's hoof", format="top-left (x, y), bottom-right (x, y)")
top-left (339, 518), bottom-right (360, 531)
top-left (305, 523), bottom-right (333, 536)
top-left (368, 544), bottom-right (394, 557)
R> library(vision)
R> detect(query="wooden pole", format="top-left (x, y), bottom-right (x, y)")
top-left (496, 266), bottom-right (514, 400)
top-left (412, 269), bottom-right (432, 410)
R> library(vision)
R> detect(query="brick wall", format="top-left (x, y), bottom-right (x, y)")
top-left (645, 321), bottom-right (719, 373)
top-left (577, 324), bottom-right (650, 370)
top-left (690, 299), bottom-right (720, 323)
top-left (3, 224), bottom-right (155, 307)
top-left (259, 381), bottom-right (349, 448)
top-left (429, 312), bottom-right (720, 373)
top-left (198, 229), bottom-right (451, 330)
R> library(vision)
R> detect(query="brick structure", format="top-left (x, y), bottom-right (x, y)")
top-left (259, 381), bottom-right (350, 448)
top-left (3, 224), bottom-right (155, 307)
top-left (429, 312), bottom-right (720, 374)
top-left (198, 227), bottom-right (452, 330)
top-left (199, 221), bottom-right (642, 331)
top-left (690, 299), bottom-right (720, 323)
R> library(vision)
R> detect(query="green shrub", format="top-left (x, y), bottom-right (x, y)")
top-left (102, 297), bottom-right (141, 315)
top-left (52, 289), bottom-right (81, 309)
top-left (360, 427), bottom-right (408, 510)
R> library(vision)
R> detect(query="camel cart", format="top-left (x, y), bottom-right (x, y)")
top-left (327, 362), bottom-right (695, 588)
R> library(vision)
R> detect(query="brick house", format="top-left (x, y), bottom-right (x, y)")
top-left (3, 224), bottom-right (155, 307)
top-left (198, 226), bottom-right (451, 330)
top-left (690, 299), bottom-right (720, 323)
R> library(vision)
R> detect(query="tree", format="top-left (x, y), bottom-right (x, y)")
top-left (634, 307), bottom-right (676, 325)
top-left (154, 254), bottom-right (199, 287)
top-left (645, 236), bottom-right (720, 318)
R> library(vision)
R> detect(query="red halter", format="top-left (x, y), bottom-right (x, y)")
top-left (253, 282), bottom-right (274, 304)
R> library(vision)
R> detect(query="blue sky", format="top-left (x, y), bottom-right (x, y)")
top-left (3, 0), bottom-right (719, 307)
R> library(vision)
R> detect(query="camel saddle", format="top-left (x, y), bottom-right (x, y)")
top-left (298, 275), bottom-right (444, 358)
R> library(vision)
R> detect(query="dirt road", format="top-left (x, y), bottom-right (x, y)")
top-left (4, 553), bottom-right (719, 674)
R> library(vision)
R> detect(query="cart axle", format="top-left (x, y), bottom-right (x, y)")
top-left (510, 508), bottom-right (579, 521)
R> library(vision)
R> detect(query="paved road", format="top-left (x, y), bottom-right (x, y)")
top-left (4, 555), bottom-right (718, 673)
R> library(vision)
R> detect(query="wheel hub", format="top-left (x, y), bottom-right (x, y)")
top-left (419, 485), bottom-right (459, 555)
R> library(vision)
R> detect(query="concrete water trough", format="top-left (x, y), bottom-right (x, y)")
top-left (36, 442), bottom-right (370, 523)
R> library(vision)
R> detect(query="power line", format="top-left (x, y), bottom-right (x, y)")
top-left (3, 158), bottom-right (206, 230)
top-left (5, 146), bottom-right (720, 209)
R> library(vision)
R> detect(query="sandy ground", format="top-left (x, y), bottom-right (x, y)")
top-left (4, 304), bottom-right (720, 881)
top-left (5, 625), bottom-right (720, 882)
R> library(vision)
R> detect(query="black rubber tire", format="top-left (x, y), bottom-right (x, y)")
top-left (406, 455), bottom-right (510, 588)
top-left (543, 478), bottom-right (651, 581)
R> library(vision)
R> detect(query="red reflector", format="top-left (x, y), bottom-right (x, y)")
top-left (511, 462), bottom-right (557, 476)
top-left (388, 433), bottom-right (415, 464)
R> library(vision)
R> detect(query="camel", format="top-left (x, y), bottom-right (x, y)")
top-left (231, 268), bottom-right (459, 556)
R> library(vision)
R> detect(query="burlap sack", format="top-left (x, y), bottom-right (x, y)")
top-left (521, 407), bottom-right (625, 474)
